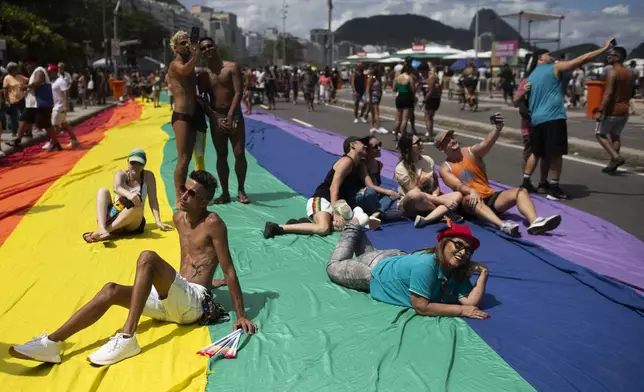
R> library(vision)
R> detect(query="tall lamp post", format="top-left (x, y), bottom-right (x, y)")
top-left (474, 0), bottom-right (480, 58)
top-left (113, 0), bottom-right (121, 78)
top-left (327, 0), bottom-right (333, 67)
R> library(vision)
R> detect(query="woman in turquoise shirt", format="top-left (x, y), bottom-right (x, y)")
top-left (326, 219), bottom-right (490, 319)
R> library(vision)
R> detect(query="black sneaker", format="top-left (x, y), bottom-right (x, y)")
top-left (547, 185), bottom-right (570, 201)
top-left (536, 182), bottom-right (549, 194)
top-left (521, 178), bottom-right (537, 193)
top-left (263, 222), bottom-right (284, 239)
top-left (47, 142), bottom-right (63, 152)
top-left (602, 157), bottom-right (625, 173)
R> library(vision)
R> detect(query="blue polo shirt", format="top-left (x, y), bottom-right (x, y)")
top-left (527, 63), bottom-right (567, 126)
top-left (369, 252), bottom-right (473, 308)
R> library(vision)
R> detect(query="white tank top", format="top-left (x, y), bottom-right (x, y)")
top-left (115, 171), bottom-right (148, 204)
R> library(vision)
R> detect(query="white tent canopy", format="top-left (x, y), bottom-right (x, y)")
top-left (396, 43), bottom-right (463, 58)
top-left (346, 52), bottom-right (390, 61)
top-left (92, 56), bottom-right (166, 69)
top-left (378, 57), bottom-right (404, 64)
top-left (443, 50), bottom-right (492, 60)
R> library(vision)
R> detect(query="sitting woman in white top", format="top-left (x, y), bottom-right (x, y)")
top-left (83, 148), bottom-right (174, 242)
top-left (394, 134), bottom-right (464, 228)
top-left (326, 218), bottom-right (490, 319)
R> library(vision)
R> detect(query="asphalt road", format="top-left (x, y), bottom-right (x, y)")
top-left (253, 100), bottom-right (644, 241)
top-left (335, 89), bottom-right (644, 152)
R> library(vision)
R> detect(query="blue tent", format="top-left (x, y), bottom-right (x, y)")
top-left (451, 58), bottom-right (484, 70)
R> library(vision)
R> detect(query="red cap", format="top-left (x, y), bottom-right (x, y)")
top-left (47, 64), bottom-right (58, 72)
top-left (436, 217), bottom-right (480, 250)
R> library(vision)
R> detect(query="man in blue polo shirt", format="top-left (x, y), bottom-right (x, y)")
top-left (527, 38), bottom-right (613, 201)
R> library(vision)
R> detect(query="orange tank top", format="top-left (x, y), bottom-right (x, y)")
top-left (446, 147), bottom-right (495, 198)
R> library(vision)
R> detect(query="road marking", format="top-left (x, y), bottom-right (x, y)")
top-left (260, 105), bottom-right (269, 110)
top-left (328, 104), bottom-right (644, 177)
top-left (292, 118), bottom-right (313, 127)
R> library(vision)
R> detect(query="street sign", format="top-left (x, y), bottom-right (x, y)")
top-left (111, 39), bottom-right (121, 57)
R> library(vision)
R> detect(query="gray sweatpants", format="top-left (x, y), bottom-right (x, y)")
top-left (327, 223), bottom-right (407, 292)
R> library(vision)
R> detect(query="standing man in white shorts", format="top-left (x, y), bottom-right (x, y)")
top-left (48, 64), bottom-right (79, 148)
top-left (10, 170), bottom-right (257, 366)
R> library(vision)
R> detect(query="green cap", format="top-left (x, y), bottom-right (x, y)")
top-left (128, 148), bottom-right (147, 165)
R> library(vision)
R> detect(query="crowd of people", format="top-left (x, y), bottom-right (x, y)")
top-left (5, 33), bottom-right (632, 370)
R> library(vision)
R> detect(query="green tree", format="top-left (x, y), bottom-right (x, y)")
top-left (262, 38), bottom-right (303, 65)
top-left (0, 3), bottom-right (73, 62)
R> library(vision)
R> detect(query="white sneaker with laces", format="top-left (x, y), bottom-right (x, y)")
top-left (352, 207), bottom-right (370, 227)
top-left (42, 141), bottom-right (52, 150)
top-left (369, 128), bottom-right (377, 134)
top-left (527, 215), bottom-right (562, 235)
top-left (500, 222), bottom-right (521, 237)
top-left (360, 117), bottom-right (367, 123)
top-left (87, 332), bottom-right (141, 366)
top-left (353, 118), bottom-right (359, 124)
top-left (10, 332), bottom-right (61, 363)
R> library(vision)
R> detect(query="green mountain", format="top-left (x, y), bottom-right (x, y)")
top-left (628, 43), bottom-right (644, 59)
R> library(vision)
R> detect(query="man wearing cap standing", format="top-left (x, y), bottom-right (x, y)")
top-left (263, 135), bottom-right (372, 239)
top-left (435, 114), bottom-right (562, 237)
top-left (526, 38), bottom-right (614, 200)
top-left (47, 64), bottom-right (79, 149)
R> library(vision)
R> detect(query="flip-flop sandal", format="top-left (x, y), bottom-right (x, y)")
top-left (238, 193), bottom-right (250, 204)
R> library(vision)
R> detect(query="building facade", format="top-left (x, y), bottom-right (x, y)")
top-left (190, 7), bottom-right (245, 59)
top-left (244, 31), bottom-right (265, 58)
top-left (129, 0), bottom-right (202, 34)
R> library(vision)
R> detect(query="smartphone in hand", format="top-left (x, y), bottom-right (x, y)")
top-left (190, 26), bottom-right (200, 44)
top-left (610, 38), bottom-right (617, 47)
top-left (489, 114), bottom-right (497, 124)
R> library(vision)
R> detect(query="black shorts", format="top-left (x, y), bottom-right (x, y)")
top-left (425, 98), bottom-right (441, 111)
top-left (171, 108), bottom-right (207, 133)
top-left (482, 191), bottom-right (502, 214)
top-left (531, 119), bottom-right (568, 158)
top-left (21, 107), bottom-right (53, 129)
top-left (522, 134), bottom-right (532, 162)
top-left (395, 93), bottom-right (414, 109)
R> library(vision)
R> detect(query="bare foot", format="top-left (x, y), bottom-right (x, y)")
top-left (212, 193), bottom-right (231, 205)
top-left (238, 191), bottom-right (250, 204)
top-left (212, 278), bottom-right (227, 288)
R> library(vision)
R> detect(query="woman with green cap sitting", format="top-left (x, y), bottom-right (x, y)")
top-left (83, 148), bottom-right (174, 242)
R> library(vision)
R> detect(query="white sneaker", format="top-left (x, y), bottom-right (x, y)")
top-left (360, 117), bottom-right (368, 123)
top-left (500, 222), bottom-right (521, 237)
top-left (369, 128), bottom-right (377, 134)
top-left (87, 332), bottom-right (141, 366)
top-left (527, 215), bottom-right (562, 235)
top-left (377, 127), bottom-right (389, 134)
top-left (353, 118), bottom-right (359, 124)
top-left (352, 207), bottom-right (370, 227)
top-left (332, 200), bottom-right (354, 222)
top-left (42, 141), bottom-right (52, 150)
top-left (367, 214), bottom-right (381, 230)
top-left (10, 332), bottom-right (61, 363)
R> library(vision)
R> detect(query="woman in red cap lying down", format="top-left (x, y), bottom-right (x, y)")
top-left (326, 218), bottom-right (490, 319)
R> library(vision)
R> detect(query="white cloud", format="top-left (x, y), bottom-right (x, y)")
top-left (602, 4), bottom-right (629, 17)
top-left (200, 0), bottom-right (642, 49)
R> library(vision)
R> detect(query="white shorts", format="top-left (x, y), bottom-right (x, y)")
top-left (306, 196), bottom-right (332, 219)
top-left (142, 273), bottom-right (208, 324)
top-left (51, 110), bottom-right (67, 126)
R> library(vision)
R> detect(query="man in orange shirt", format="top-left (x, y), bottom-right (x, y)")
top-left (436, 113), bottom-right (561, 237)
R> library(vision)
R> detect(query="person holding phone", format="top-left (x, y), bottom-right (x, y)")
top-left (436, 114), bottom-right (562, 237)
top-left (82, 148), bottom-right (173, 243)
top-left (167, 29), bottom-right (208, 209)
top-left (197, 36), bottom-right (249, 204)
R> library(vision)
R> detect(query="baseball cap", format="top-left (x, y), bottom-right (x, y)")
top-left (47, 64), bottom-right (58, 72)
top-left (343, 136), bottom-right (371, 154)
top-left (128, 148), bottom-right (147, 165)
top-left (433, 130), bottom-right (455, 149)
top-left (437, 220), bottom-right (480, 250)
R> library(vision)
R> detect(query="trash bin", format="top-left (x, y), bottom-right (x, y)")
top-left (585, 80), bottom-right (605, 119)
top-left (111, 80), bottom-right (125, 101)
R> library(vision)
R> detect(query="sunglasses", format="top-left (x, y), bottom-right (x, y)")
top-left (448, 239), bottom-right (473, 258)
top-left (413, 139), bottom-right (423, 146)
top-left (370, 142), bottom-right (382, 149)
top-left (180, 184), bottom-right (203, 200)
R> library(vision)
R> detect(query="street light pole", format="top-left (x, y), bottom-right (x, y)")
top-left (102, 0), bottom-right (108, 68)
top-left (327, 0), bottom-right (333, 67)
top-left (282, 0), bottom-right (287, 65)
top-left (113, 0), bottom-right (121, 78)
top-left (474, 0), bottom-right (480, 59)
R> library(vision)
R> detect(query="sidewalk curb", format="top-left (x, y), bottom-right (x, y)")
top-left (0, 103), bottom-right (117, 159)
top-left (336, 98), bottom-right (644, 166)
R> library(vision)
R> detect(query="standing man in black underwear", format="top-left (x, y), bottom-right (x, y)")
top-left (198, 37), bottom-right (249, 204)
top-left (167, 30), bottom-right (208, 208)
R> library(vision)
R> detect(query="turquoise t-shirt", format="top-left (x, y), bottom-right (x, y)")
top-left (527, 63), bottom-right (567, 126)
top-left (369, 252), bottom-right (473, 308)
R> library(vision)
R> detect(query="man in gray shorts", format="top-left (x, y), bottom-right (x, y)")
top-left (595, 46), bottom-right (632, 173)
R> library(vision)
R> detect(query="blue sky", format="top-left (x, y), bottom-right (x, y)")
top-left (179, 0), bottom-right (643, 49)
